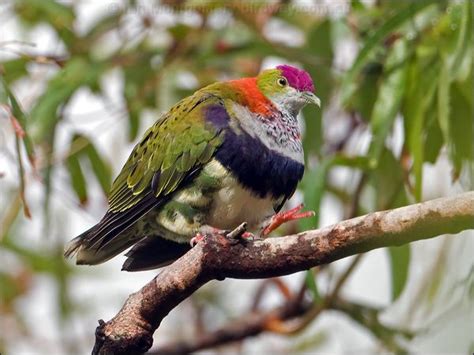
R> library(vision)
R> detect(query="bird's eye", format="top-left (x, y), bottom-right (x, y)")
top-left (277, 77), bottom-right (288, 87)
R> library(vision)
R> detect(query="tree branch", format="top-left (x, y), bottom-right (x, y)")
top-left (92, 192), bottom-right (474, 354)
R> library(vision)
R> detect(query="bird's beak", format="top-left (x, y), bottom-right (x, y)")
top-left (303, 91), bottom-right (321, 108)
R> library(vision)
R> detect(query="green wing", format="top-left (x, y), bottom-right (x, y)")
top-left (65, 92), bottom-right (225, 263)
top-left (109, 93), bottom-right (223, 213)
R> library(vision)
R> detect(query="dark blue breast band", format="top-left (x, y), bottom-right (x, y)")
top-left (205, 104), bottom-right (304, 199)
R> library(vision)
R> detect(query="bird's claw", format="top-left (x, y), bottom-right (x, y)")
top-left (191, 222), bottom-right (258, 247)
top-left (190, 225), bottom-right (245, 247)
top-left (262, 203), bottom-right (315, 236)
top-left (190, 233), bottom-right (205, 247)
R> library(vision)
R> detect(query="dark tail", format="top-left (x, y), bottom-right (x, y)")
top-left (64, 222), bottom-right (141, 265)
top-left (64, 194), bottom-right (159, 265)
top-left (121, 236), bottom-right (190, 271)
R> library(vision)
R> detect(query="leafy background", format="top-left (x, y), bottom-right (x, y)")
top-left (0, 0), bottom-right (473, 354)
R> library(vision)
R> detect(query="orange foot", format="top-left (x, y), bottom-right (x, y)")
top-left (190, 227), bottom-right (230, 247)
top-left (241, 232), bottom-right (255, 239)
top-left (262, 203), bottom-right (315, 236)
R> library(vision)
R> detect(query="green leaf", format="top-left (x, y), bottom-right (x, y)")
top-left (14, 128), bottom-right (31, 218)
top-left (0, 271), bottom-right (24, 305)
top-left (302, 104), bottom-right (322, 157)
top-left (300, 153), bottom-right (371, 231)
top-left (15, 0), bottom-right (74, 27)
top-left (127, 101), bottom-right (141, 141)
top-left (123, 51), bottom-right (157, 141)
top-left (30, 58), bottom-right (104, 142)
top-left (0, 77), bottom-right (8, 104)
top-left (305, 269), bottom-right (321, 303)
top-left (1, 78), bottom-right (35, 162)
top-left (348, 62), bottom-right (383, 121)
top-left (2, 237), bottom-right (72, 275)
top-left (370, 148), bottom-right (408, 210)
top-left (303, 19), bottom-right (334, 156)
top-left (351, 0), bottom-right (366, 11)
top-left (15, 0), bottom-right (76, 47)
top-left (0, 58), bottom-right (29, 84)
top-left (449, 81), bottom-right (473, 179)
top-left (408, 114), bottom-right (424, 202)
top-left (341, 0), bottom-right (435, 104)
top-left (437, 59), bottom-right (451, 144)
top-left (42, 127), bottom-right (56, 223)
top-left (300, 159), bottom-right (332, 230)
top-left (402, 56), bottom-right (439, 201)
top-left (293, 330), bottom-right (328, 352)
top-left (448, 0), bottom-right (471, 79)
top-left (388, 245), bottom-right (411, 301)
top-left (2, 80), bottom-right (34, 217)
top-left (424, 103), bottom-right (444, 164)
top-left (84, 142), bottom-right (112, 195)
top-left (368, 39), bottom-right (408, 165)
top-left (67, 134), bottom-right (112, 199)
top-left (84, 11), bottom-right (123, 40)
top-left (331, 154), bottom-right (371, 170)
top-left (66, 153), bottom-right (88, 205)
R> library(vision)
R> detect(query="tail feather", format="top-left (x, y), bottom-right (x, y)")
top-left (64, 223), bottom-right (142, 265)
top-left (63, 235), bottom-right (84, 259)
top-left (121, 236), bottom-right (190, 271)
top-left (64, 169), bottom-right (202, 268)
top-left (64, 193), bottom-right (160, 265)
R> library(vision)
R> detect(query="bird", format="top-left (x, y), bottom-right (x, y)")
top-left (64, 65), bottom-right (321, 271)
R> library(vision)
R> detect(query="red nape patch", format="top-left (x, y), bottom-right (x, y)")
top-left (229, 78), bottom-right (274, 115)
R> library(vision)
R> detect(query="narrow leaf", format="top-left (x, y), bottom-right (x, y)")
top-left (1, 78), bottom-right (35, 163)
top-left (437, 59), bottom-right (451, 144)
top-left (368, 39), bottom-right (408, 165)
top-left (341, 0), bottom-right (435, 103)
top-left (424, 104), bottom-right (444, 164)
top-left (68, 134), bottom-right (112, 198)
top-left (370, 148), bottom-right (408, 210)
top-left (1, 57), bottom-right (29, 84)
top-left (449, 0), bottom-right (471, 79)
top-left (84, 143), bottom-right (112, 195)
top-left (300, 159), bottom-right (332, 230)
top-left (14, 0), bottom-right (76, 47)
top-left (331, 155), bottom-right (371, 170)
top-left (14, 132), bottom-right (31, 218)
top-left (1, 80), bottom-right (32, 217)
top-left (29, 58), bottom-right (103, 142)
top-left (305, 269), bottom-right (321, 303)
top-left (388, 245), bottom-right (411, 301)
top-left (303, 19), bottom-right (334, 156)
top-left (66, 154), bottom-right (88, 205)
top-left (403, 57), bottom-right (439, 201)
top-left (449, 81), bottom-right (473, 179)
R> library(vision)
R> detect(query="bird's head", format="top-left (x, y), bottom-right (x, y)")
top-left (257, 65), bottom-right (321, 116)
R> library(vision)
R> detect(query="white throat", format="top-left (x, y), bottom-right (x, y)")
top-left (230, 102), bottom-right (304, 164)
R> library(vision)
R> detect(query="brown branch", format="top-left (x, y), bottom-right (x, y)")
top-left (92, 192), bottom-right (474, 354)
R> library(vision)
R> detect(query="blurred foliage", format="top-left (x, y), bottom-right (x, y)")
top-left (0, 0), bottom-right (472, 354)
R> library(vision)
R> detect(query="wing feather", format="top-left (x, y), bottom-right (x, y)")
top-left (65, 93), bottom-right (227, 263)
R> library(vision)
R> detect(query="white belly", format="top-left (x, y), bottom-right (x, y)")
top-left (204, 160), bottom-right (275, 231)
